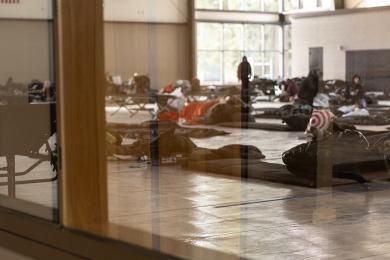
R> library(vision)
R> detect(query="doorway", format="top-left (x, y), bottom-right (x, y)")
top-left (309, 47), bottom-right (323, 74)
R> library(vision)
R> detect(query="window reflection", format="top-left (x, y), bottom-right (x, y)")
top-left (103, 1), bottom-right (390, 259)
top-left (0, 0), bottom-right (57, 220)
top-left (196, 0), bottom-right (280, 12)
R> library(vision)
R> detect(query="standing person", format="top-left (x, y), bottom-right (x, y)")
top-left (237, 56), bottom-right (252, 179)
top-left (237, 56), bottom-right (252, 122)
top-left (297, 70), bottom-right (319, 107)
top-left (42, 80), bottom-right (52, 101)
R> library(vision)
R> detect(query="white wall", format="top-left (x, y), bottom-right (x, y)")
top-left (0, 0), bottom-right (188, 22)
top-left (291, 8), bottom-right (390, 80)
top-left (345, 0), bottom-right (390, 8)
top-left (104, 23), bottom-right (190, 89)
top-left (0, 0), bottom-right (52, 19)
top-left (0, 20), bottom-right (51, 84)
top-left (104, 0), bottom-right (188, 23)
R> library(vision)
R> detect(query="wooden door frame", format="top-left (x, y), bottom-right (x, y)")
top-left (56, 0), bottom-right (108, 230)
top-left (0, 0), bottom-right (174, 258)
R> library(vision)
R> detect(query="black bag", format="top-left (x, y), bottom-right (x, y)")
top-left (282, 131), bottom-right (390, 180)
top-left (281, 104), bottom-right (312, 131)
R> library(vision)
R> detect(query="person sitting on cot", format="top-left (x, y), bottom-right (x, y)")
top-left (346, 74), bottom-right (367, 109)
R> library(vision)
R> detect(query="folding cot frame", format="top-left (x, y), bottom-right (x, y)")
top-left (0, 103), bottom-right (58, 198)
top-left (0, 141), bottom-right (57, 198)
top-left (107, 94), bottom-right (155, 118)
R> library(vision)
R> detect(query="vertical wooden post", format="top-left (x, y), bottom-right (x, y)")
top-left (57, 0), bottom-right (108, 230)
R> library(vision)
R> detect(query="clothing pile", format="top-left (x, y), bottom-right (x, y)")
top-left (187, 145), bottom-right (265, 162)
top-left (157, 79), bottom-right (199, 121)
top-left (200, 85), bottom-right (241, 99)
top-left (250, 78), bottom-right (277, 96)
top-left (28, 79), bottom-right (56, 102)
top-left (335, 113), bottom-right (390, 126)
top-left (158, 79), bottom-right (254, 125)
top-left (107, 120), bottom-right (196, 161)
top-left (181, 96), bottom-right (255, 125)
top-left (106, 121), bottom-right (230, 161)
top-left (277, 79), bottom-right (299, 102)
top-left (0, 77), bottom-right (29, 104)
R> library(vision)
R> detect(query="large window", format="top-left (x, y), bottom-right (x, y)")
top-left (283, 24), bottom-right (292, 78)
top-left (283, 0), bottom-right (333, 12)
top-left (196, 0), bottom-right (280, 12)
top-left (197, 22), bottom-right (282, 84)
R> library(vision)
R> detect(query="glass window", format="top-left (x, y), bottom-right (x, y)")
top-left (284, 0), bottom-right (300, 11)
top-left (284, 51), bottom-right (292, 78)
top-left (224, 51), bottom-right (243, 83)
top-left (223, 0), bottom-right (242, 10)
top-left (0, 0), bottom-right (58, 220)
top-left (196, 0), bottom-right (280, 12)
top-left (263, 0), bottom-right (280, 12)
top-left (72, 1), bottom-right (390, 260)
top-left (284, 24), bottom-right (292, 51)
top-left (243, 0), bottom-right (262, 11)
top-left (197, 22), bottom-right (282, 84)
top-left (244, 24), bottom-right (263, 51)
top-left (264, 51), bottom-right (283, 79)
top-left (198, 51), bottom-right (222, 83)
top-left (264, 25), bottom-right (282, 51)
top-left (283, 24), bottom-right (292, 78)
top-left (245, 51), bottom-right (263, 77)
top-left (223, 23), bottom-right (243, 50)
top-left (196, 0), bottom-right (222, 9)
top-left (197, 23), bottom-right (223, 50)
top-left (284, 0), bottom-right (335, 11)
top-left (302, 1), bottom-right (318, 10)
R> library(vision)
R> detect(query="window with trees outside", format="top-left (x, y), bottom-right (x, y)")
top-left (284, 0), bottom-right (334, 12)
top-left (195, 0), bottom-right (280, 12)
top-left (197, 22), bottom-right (283, 85)
top-left (283, 24), bottom-right (292, 78)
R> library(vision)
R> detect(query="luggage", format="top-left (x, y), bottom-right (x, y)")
top-left (281, 104), bottom-right (312, 131)
top-left (283, 114), bottom-right (310, 131)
